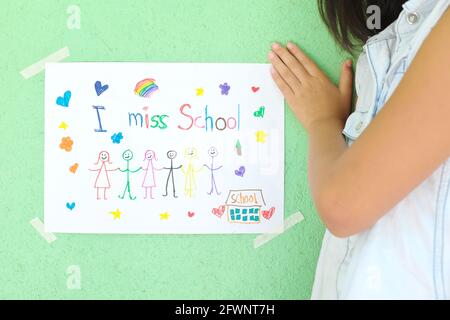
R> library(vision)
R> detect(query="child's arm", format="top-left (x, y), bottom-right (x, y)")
top-left (269, 10), bottom-right (450, 237)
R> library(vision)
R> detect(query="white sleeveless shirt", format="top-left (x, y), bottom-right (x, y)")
top-left (311, 0), bottom-right (450, 299)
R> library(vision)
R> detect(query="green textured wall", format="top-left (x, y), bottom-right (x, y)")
top-left (0, 0), bottom-right (347, 299)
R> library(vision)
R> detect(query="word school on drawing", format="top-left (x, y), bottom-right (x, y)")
top-left (92, 103), bottom-right (241, 133)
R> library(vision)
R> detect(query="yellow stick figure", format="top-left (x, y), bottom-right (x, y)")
top-left (181, 147), bottom-right (203, 198)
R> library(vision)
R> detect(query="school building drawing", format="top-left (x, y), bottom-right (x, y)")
top-left (225, 189), bottom-right (266, 224)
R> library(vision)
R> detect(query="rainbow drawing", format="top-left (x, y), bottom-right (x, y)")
top-left (134, 78), bottom-right (159, 98)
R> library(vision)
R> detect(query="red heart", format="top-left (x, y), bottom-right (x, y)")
top-left (188, 211), bottom-right (195, 218)
top-left (262, 207), bottom-right (276, 220)
top-left (212, 205), bottom-right (226, 218)
top-left (251, 86), bottom-right (260, 93)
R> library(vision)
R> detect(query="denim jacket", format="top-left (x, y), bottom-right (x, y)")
top-left (312, 0), bottom-right (450, 299)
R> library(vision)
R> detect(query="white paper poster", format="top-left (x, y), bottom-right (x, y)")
top-left (44, 63), bottom-right (284, 234)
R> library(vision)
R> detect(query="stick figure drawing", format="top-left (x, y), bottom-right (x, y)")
top-left (142, 149), bottom-right (159, 199)
top-left (118, 149), bottom-right (142, 200)
top-left (89, 151), bottom-right (118, 200)
top-left (162, 150), bottom-right (182, 198)
top-left (204, 146), bottom-right (223, 195)
top-left (181, 147), bottom-right (203, 198)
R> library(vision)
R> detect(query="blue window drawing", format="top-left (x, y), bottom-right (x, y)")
top-left (225, 190), bottom-right (266, 224)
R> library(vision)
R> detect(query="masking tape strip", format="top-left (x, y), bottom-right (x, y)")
top-left (253, 211), bottom-right (304, 249)
top-left (30, 217), bottom-right (57, 243)
top-left (20, 46), bottom-right (70, 79)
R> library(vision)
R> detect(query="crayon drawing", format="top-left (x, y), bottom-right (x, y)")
top-left (44, 63), bottom-right (284, 234)
top-left (118, 149), bottom-right (142, 200)
top-left (181, 147), bottom-right (203, 198)
top-left (204, 147), bottom-right (223, 196)
top-left (141, 150), bottom-right (159, 199)
top-left (162, 150), bottom-right (182, 198)
top-left (89, 151), bottom-right (118, 200)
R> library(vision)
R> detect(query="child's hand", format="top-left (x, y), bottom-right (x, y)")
top-left (269, 42), bottom-right (353, 133)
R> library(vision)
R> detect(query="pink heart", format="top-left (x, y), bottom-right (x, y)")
top-left (251, 86), bottom-right (260, 93)
top-left (188, 211), bottom-right (195, 218)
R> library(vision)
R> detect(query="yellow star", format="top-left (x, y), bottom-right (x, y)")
top-left (196, 88), bottom-right (204, 96)
top-left (58, 121), bottom-right (69, 130)
top-left (109, 208), bottom-right (122, 220)
top-left (255, 130), bottom-right (268, 143)
top-left (160, 212), bottom-right (170, 220)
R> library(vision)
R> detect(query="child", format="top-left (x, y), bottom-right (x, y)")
top-left (268, 0), bottom-right (450, 299)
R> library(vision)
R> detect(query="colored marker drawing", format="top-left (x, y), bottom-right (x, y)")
top-left (69, 163), bottom-right (79, 174)
top-left (211, 205), bottom-right (226, 218)
top-left (118, 149), bottom-right (142, 200)
top-left (111, 132), bottom-right (123, 144)
top-left (235, 139), bottom-right (242, 156)
top-left (235, 166), bottom-right (245, 177)
top-left (56, 90), bottom-right (71, 107)
top-left (204, 147), bottom-right (223, 195)
top-left (142, 150), bottom-right (159, 199)
top-left (219, 82), bottom-right (231, 95)
top-left (66, 202), bottom-right (76, 211)
top-left (134, 78), bottom-right (159, 98)
top-left (95, 81), bottom-right (109, 96)
top-left (162, 150), bottom-right (182, 198)
top-left (89, 151), bottom-right (118, 200)
top-left (225, 189), bottom-right (266, 224)
top-left (181, 147), bottom-right (203, 198)
top-left (59, 136), bottom-right (73, 152)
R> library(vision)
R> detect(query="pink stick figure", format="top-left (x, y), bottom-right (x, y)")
top-left (89, 151), bottom-right (118, 200)
top-left (142, 150), bottom-right (159, 199)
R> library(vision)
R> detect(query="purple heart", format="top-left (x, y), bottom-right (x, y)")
top-left (95, 81), bottom-right (109, 96)
top-left (234, 166), bottom-right (245, 177)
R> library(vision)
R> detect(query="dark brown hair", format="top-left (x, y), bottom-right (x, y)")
top-left (318, 0), bottom-right (407, 52)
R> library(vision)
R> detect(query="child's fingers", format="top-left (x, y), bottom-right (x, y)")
top-left (270, 66), bottom-right (294, 101)
top-left (271, 43), bottom-right (309, 82)
top-left (286, 42), bottom-right (324, 79)
top-left (339, 60), bottom-right (354, 107)
top-left (268, 51), bottom-right (301, 92)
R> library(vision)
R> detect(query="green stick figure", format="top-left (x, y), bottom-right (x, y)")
top-left (118, 149), bottom-right (142, 200)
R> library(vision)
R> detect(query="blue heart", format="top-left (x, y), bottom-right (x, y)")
top-left (66, 202), bottom-right (75, 210)
top-left (56, 90), bottom-right (71, 107)
top-left (95, 81), bottom-right (109, 96)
